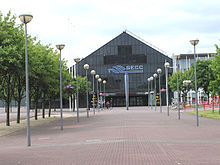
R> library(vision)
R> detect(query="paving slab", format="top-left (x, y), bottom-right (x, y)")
top-left (0, 106), bottom-right (220, 165)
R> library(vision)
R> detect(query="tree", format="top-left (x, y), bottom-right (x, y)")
top-left (168, 69), bottom-right (192, 105)
top-left (42, 49), bottom-right (60, 117)
top-left (0, 10), bottom-right (92, 125)
top-left (29, 42), bottom-right (45, 120)
top-left (78, 76), bottom-right (91, 94)
top-left (27, 41), bottom-right (73, 119)
top-left (12, 24), bottom-right (27, 124)
top-left (78, 76), bottom-right (92, 108)
top-left (189, 59), bottom-right (214, 103)
top-left (28, 42), bottom-right (63, 119)
top-left (209, 45), bottom-right (220, 113)
top-left (0, 11), bottom-right (25, 125)
top-left (63, 75), bottom-right (92, 109)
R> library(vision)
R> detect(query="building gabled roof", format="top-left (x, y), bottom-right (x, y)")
top-left (85, 31), bottom-right (167, 58)
top-left (124, 30), bottom-right (167, 55)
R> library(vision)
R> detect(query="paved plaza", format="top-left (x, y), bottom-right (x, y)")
top-left (0, 106), bottom-right (220, 165)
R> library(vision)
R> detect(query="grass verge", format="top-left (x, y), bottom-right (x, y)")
top-left (187, 110), bottom-right (220, 119)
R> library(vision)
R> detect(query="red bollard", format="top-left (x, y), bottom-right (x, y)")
top-left (203, 102), bottom-right (206, 111)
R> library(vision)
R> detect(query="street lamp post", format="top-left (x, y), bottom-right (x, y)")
top-left (91, 70), bottom-right (96, 114)
top-left (150, 76), bottom-right (154, 109)
top-left (56, 44), bottom-right (65, 131)
top-left (84, 64), bottom-right (89, 118)
top-left (124, 73), bottom-right (129, 111)
top-left (164, 62), bottom-right (170, 116)
top-left (153, 73), bottom-right (158, 111)
top-left (19, 13), bottom-right (33, 147)
top-left (74, 57), bottom-right (81, 122)
top-left (157, 68), bottom-right (162, 113)
top-left (183, 80), bottom-right (191, 107)
top-left (190, 39), bottom-right (199, 126)
top-left (175, 55), bottom-right (181, 120)
top-left (95, 75), bottom-right (100, 110)
top-left (103, 80), bottom-right (107, 108)
top-left (98, 78), bottom-right (102, 109)
top-left (147, 78), bottom-right (151, 109)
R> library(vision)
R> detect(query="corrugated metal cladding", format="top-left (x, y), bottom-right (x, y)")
top-left (76, 31), bottom-right (173, 107)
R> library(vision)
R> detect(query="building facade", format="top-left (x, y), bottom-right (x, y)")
top-left (172, 53), bottom-right (214, 72)
top-left (75, 31), bottom-right (173, 107)
top-left (172, 53), bottom-right (215, 104)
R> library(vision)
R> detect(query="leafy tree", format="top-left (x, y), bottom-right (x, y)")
top-left (28, 43), bottom-right (64, 119)
top-left (188, 59), bottom-right (214, 103)
top-left (168, 69), bottom-right (192, 105)
top-left (78, 76), bottom-right (91, 94)
top-left (63, 75), bottom-right (92, 110)
top-left (0, 11), bottom-right (25, 125)
top-left (12, 26), bottom-right (28, 124)
top-left (43, 49), bottom-right (60, 117)
top-left (78, 76), bottom-right (92, 108)
top-left (209, 45), bottom-right (220, 113)
top-left (29, 42), bottom-right (45, 120)
top-left (0, 10), bottom-right (92, 125)
top-left (28, 42), bottom-right (73, 119)
top-left (48, 52), bottom-right (71, 115)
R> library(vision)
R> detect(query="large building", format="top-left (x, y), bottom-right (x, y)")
top-left (172, 53), bottom-right (214, 72)
top-left (75, 31), bottom-right (172, 107)
top-left (172, 53), bottom-right (215, 104)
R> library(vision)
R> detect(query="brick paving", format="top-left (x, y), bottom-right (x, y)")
top-left (0, 106), bottom-right (220, 165)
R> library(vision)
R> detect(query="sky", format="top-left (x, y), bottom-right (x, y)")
top-left (1, 0), bottom-right (220, 67)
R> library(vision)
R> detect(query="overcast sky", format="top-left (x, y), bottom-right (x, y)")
top-left (1, 0), bottom-right (220, 66)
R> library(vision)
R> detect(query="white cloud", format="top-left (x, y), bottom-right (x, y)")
top-left (1, 0), bottom-right (219, 66)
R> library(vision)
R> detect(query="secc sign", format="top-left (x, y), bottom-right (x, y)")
top-left (108, 65), bottom-right (143, 74)
top-left (125, 65), bottom-right (143, 71)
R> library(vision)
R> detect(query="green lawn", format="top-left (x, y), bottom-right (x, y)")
top-left (187, 110), bottom-right (220, 119)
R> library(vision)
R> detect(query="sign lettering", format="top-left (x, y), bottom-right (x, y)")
top-left (108, 65), bottom-right (144, 74)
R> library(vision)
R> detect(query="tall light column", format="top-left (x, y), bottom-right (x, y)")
top-left (91, 70), bottom-right (96, 114)
top-left (74, 57), bottom-right (81, 122)
top-left (153, 73), bottom-right (158, 111)
top-left (164, 62), bottom-right (170, 116)
top-left (175, 55), bottom-right (181, 120)
top-left (190, 39), bottom-right (199, 126)
top-left (98, 78), bottom-right (102, 109)
top-left (150, 76), bottom-right (154, 109)
top-left (103, 80), bottom-right (107, 108)
top-left (56, 44), bottom-right (65, 130)
top-left (183, 80), bottom-right (191, 106)
top-left (95, 75), bottom-right (100, 110)
top-left (147, 78), bottom-right (151, 109)
top-left (84, 64), bottom-right (89, 118)
top-left (19, 13), bottom-right (33, 147)
top-left (157, 68), bottom-right (162, 113)
top-left (124, 73), bottom-right (129, 110)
